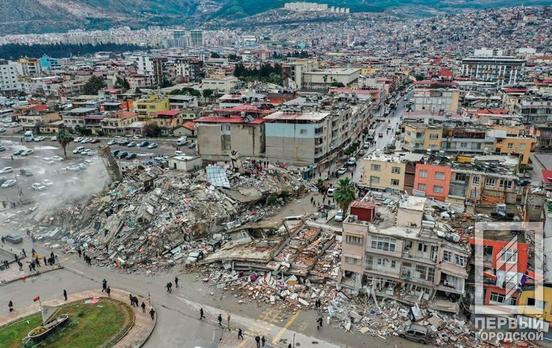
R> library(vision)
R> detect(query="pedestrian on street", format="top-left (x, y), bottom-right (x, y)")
top-left (200, 308), bottom-right (205, 320)
top-left (22, 249), bottom-right (26, 257)
top-left (63, 289), bottom-right (67, 301)
top-left (141, 302), bottom-right (146, 313)
top-left (77, 248), bottom-right (82, 258)
top-left (8, 300), bottom-right (13, 312)
top-left (102, 279), bottom-right (107, 292)
top-left (217, 314), bottom-right (223, 327)
top-left (237, 328), bottom-right (244, 340)
top-left (149, 307), bottom-right (155, 320)
top-left (43, 256), bottom-right (47, 266)
top-left (227, 314), bottom-right (231, 331)
top-left (317, 316), bottom-right (323, 330)
top-left (255, 335), bottom-right (261, 348)
top-left (129, 294), bottom-right (134, 306)
top-left (35, 257), bottom-right (40, 267)
top-left (166, 282), bottom-right (172, 293)
top-left (288, 344), bottom-right (292, 348)
top-left (174, 276), bottom-right (179, 288)
top-left (261, 336), bottom-right (266, 347)
top-left (106, 287), bottom-right (111, 297)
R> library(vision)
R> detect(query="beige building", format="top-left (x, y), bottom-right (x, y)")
top-left (358, 152), bottom-right (407, 192)
top-left (412, 80), bottom-right (460, 113)
top-left (402, 123), bottom-right (443, 152)
top-left (302, 68), bottom-right (360, 91)
top-left (195, 116), bottom-right (265, 160)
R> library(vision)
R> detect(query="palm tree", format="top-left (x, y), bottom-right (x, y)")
top-left (334, 177), bottom-right (356, 213)
top-left (56, 127), bottom-right (74, 159)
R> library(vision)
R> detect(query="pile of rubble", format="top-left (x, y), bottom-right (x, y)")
top-left (29, 162), bottom-right (308, 272)
top-left (328, 293), bottom-right (480, 347)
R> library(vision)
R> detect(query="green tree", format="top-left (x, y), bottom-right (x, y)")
top-left (211, 52), bottom-right (221, 58)
top-left (143, 123), bottom-right (162, 138)
top-left (56, 127), bottom-right (74, 159)
top-left (334, 177), bottom-right (356, 213)
top-left (82, 76), bottom-right (105, 95)
top-left (115, 76), bottom-right (130, 90)
top-left (202, 89), bottom-right (214, 99)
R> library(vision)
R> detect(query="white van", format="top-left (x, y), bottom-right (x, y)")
top-left (24, 130), bottom-right (34, 142)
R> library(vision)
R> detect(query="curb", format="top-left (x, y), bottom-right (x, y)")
top-left (0, 265), bottom-right (63, 287)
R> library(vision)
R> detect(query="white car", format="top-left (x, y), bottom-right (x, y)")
top-left (32, 183), bottom-right (46, 191)
top-left (52, 155), bottom-right (63, 161)
top-left (50, 136), bottom-right (57, 141)
top-left (337, 167), bottom-right (348, 176)
top-left (327, 188), bottom-right (335, 197)
top-left (346, 157), bottom-right (356, 166)
top-left (42, 179), bottom-right (53, 186)
top-left (334, 210), bottom-right (344, 222)
top-left (1, 179), bottom-right (16, 188)
top-left (0, 167), bottom-right (13, 174)
top-left (21, 149), bottom-right (33, 156)
top-left (73, 146), bottom-right (85, 154)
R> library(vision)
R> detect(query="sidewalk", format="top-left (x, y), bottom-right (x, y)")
top-left (0, 288), bottom-right (156, 348)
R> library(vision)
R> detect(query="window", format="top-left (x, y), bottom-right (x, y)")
top-left (499, 179), bottom-right (513, 189)
top-left (391, 179), bottom-right (400, 186)
top-left (419, 170), bottom-right (428, 178)
top-left (418, 183), bottom-right (426, 191)
top-left (455, 173), bottom-right (466, 182)
top-left (344, 256), bottom-right (360, 265)
top-left (371, 164), bottom-right (381, 171)
top-left (499, 249), bottom-right (517, 263)
top-left (485, 177), bottom-right (496, 187)
top-left (370, 176), bottom-right (380, 184)
top-left (443, 250), bottom-right (452, 262)
top-left (507, 143), bottom-right (513, 149)
top-left (435, 172), bottom-right (445, 180)
top-left (345, 235), bottom-right (363, 246)
top-left (391, 166), bottom-right (401, 174)
top-left (429, 134), bottom-right (439, 140)
top-left (299, 129), bottom-right (307, 134)
top-left (391, 260), bottom-right (396, 268)
top-left (455, 255), bottom-right (466, 266)
top-left (472, 176), bottom-right (480, 184)
top-left (527, 298), bottom-right (547, 308)
top-left (490, 293), bottom-right (505, 303)
top-left (433, 186), bottom-right (443, 193)
top-left (371, 236), bottom-right (396, 252)
top-left (418, 243), bottom-right (428, 253)
top-left (415, 264), bottom-right (434, 282)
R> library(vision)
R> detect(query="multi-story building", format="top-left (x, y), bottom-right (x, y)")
top-left (402, 123), bottom-right (443, 152)
top-left (302, 68), bottom-right (360, 91)
top-left (413, 163), bottom-right (452, 201)
top-left (134, 95), bottom-right (170, 120)
top-left (493, 132), bottom-right (536, 165)
top-left (358, 152), bottom-right (407, 192)
top-left (515, 92), bottom-right (552, 124)
top-left (201, 76), bottom-right (239, 93)
top-left (190, 30), bottom-right (204, 47)
top-left (18, 58), bottom-right (41, 77)
top-left (341, 196), bottom-right (470, 312)
top-left (0, 59), bottom-right (22, 93)
top-left (412, 80), bottom-right (459, 113)
top-left (442, 127), bottom-right (496, 154)
top-left (264, 110), bottom-right (332, 166)
top-left (281, 59), bottom-right (318, 90)
top-left (461, 56), bottom-right (525, 88)
top-left (100, 111), bottom-right (138, 136)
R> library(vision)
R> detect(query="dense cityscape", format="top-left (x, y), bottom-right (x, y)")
top-left (1, 2), bottom-right (552, 348)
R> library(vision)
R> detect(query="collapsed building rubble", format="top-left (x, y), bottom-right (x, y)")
top-left (26, 161), bottom-right (309, 272)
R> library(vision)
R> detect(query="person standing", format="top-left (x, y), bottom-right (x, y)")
top-left (237, 328), bottom-right (244, 340)
top-left (255, 335), bottom-right (261, 348)
top-left (261, 336), bottom-right (266, 347)
top-left (227, 313), bottom-right (231, 331)
top-left (102, 279), bottom-right (107, 292)
top-left (217, 314), bottom-right (223, 327)
top-left (174, 276), bottom-right (179, 288)
top-left (317, 316), bottom-right (323, 330)
top-left (129, 294), bottom-right (134, 306)
top-left (8, 300), bottom-right (14, 312)
top-left (149, 307), bottom-right (155, 320)
top-left (63, 289), bottom-right (67, 301)
top-left (106, 287), bottom-right (111, 297)
top-left (141, 302), bottom-right (146, 313)
top-left (200, 308), bottom-right (205, 320)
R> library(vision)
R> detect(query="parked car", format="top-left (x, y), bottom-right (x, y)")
top-left (107, 139), bottom-right (117, 145)
top-left (21, 149), bottom-right (33, 156)
top-left (50, 136), bottom-right (57, 141)
top-left (346, 157), bottom-right (356, 166)
top-left (13, 149), bottom-right (24, 156)
top-left (127, 142), bottom-right (137, 147)
top-left (91, 138), bottom-right (100, 144)
top-left (19, 169), bottom-right (33, 177)
top-left (32, 182), bottom-right (47, 191)
top-left (112, 150), bottom-right (120, 157)
top-left (399, 324), bottom-right (430, 344)
top-left (327, 187), bottom-right (335, 197)
top-left (138, 141), bottom-right (150, 148)
top-left (118, 151), bottom-right (129, 159)
top-left (337, 167), bottom-right (348, 176)
top-left (42, 179), bottom-right (53, 186)
top-left (126, 153), bottom-right (137, 160)
top-left (147, 142), bottom-right (158, 149)
top-left (52, 155), bottom-right (63, 161)
top-left (176, 137), bottom-right (187, 146)
top-left (3, 234), bottom-right (23, 244)
top-left (0, 166), bottom-right (13, 174)
top-left (334, 210), bottom-right (344, 222)
top-left (73, 146), bottom-right (85, 154)
top-left (1, 179), bottom-right (17, 188)
top-left (0, 145), bottom-right (5, 152)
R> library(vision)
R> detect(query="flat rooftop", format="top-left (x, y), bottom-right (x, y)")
top-left (264, 110), bottom-right (330, 122)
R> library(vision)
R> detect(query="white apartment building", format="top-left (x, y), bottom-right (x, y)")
top-left (412, 80), bottom-right (460, 113)
top-left (0, 60), bottom-right (23, 93)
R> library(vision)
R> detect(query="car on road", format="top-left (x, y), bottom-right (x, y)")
top-left (3, 234), bottom-right (23, 244)
top-left (404, 97), bottom-right (409, 101)
top-left (337, 167), bottom-right (348, 176)
top-left (327, 187), bottom-right (335, 197)
top-left (32, 182), bottom-right (47, 191)
top-left (334, 210), bottom-right (344, 222)
top-left (108, 139), bottom-right (117, 145)
top-left (19, 169), bottom-right (33, 177)
top-left (127, 142), bottom-right (137, 147)
top-left (13, 149), bottom-right (24, 156)
top-left (0, 145), bottom-right (5, 152)
top-left (176, 137), bottom-right (187, 146)
top-left (73, 146), bottom-right (85, 154)
top-left (0, 166), bottom-right (13, 174)
top-left (42, 179), bottom-right (53, 186)
top-left (1, 179), bottom-right (17, 188)
top-left (0, 127), bottom-right (6, 133)
top-left (50, 136), bottom-right (57, 141)
top-left (21, 149), bottom-right (33, 156)
top-left (126, 153), bottom-right (137, 160)
top-left (378, 133), bottom-right (383, 138)
top-left (187, 142), bottom-right (196, 149)
top-left (117, 151), bottom-right (129, 159)
top-left (147, 142), bottom-right (158, 149)
top-left (91, 138), bottom-right (100, 144)
top-left (52, 155), bottom-right (63, 161)
top-left (346, 157), bottom-right (356, 166)
top-left (399, 324), bottom-right (430, 344)
top-left (33, 136), bottom-right (45, 142)
top-left (112, 150), bottom-right (120, 157)
top-left (138, 141), bottom-right (150, 148)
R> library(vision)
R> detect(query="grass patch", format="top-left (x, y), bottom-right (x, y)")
top-left (0, 298), bottom-right (133, 348)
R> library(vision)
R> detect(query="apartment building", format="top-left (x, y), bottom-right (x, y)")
top-left (412, 80), bottom-right (459, 113)
top-left (0, 59), bottom-right (23, 93)
top-left (134, 95), bottom-right (170, 120)
top-left (515, 92), bottom-right (552, 124)
top-left (302, 68), bottom-right (360, 91)
top-left (413, 163), bottom-right (451, 201)
top-left (461, 56), bottom-right (525, 87)
top-left (281, 59), bottom-right (319, 90)
top-left (100, 111), bottom-right (138, 136)
top-left (358, 153), bottom-right (407, 192)
top-left (493, 133), bottom-right (536, 165)
top-left (264, 110), bottom-right (332, 166)
top-left (201, 76), bottom-right (239, 93)
top-left (341, 196), bottom-right (470, 312)
top-left (402, 123), bottom-right (443, 152)
top-left (195, 116), bottom-right (265, 161)
top-left (442, 127), bottom-right (496, 154)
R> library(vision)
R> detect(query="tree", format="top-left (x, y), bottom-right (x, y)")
top-left (210, 52), bottom-right (221, 58)
top-left (143, 123), bottom-right (162, 138)
top-left (334, 177), bottom-right (356, 213)
top-left (82, 76), bottom-right (105, 95)
top-left (202, 89), bottom-right (214, 99)
top-left (115, 76), bottom-right (130, 90)
top-left (56, 127), bottom-right (74, 159)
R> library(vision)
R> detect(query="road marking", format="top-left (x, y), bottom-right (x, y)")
top-left (272, 310), bottom-right (300, 344)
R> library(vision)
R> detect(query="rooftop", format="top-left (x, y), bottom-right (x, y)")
top-left (194, 116), bottom-right (266, 125)
top-left (264, 110), bottom-right (330, 122)
top-left (399, 196), bottom-right (427, 212)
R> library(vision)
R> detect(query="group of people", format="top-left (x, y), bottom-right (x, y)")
top-left (129, 293), bottom-right (147, 313)
top-left (165, 276), bottom-right (179, 293)
top-left (101, 279), bottom-right (111, 296)
top-left (212, 311), bottom-right (268, 347)
top-left (77, 248), bottom-right (92, 265)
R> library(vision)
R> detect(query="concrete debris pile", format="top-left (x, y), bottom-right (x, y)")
top-left (203, 266), bottom-right (338, 311)
top-left (328, 293), bottom-right (479, 347)
top-left (30, 162), bottom-right (307, 272)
